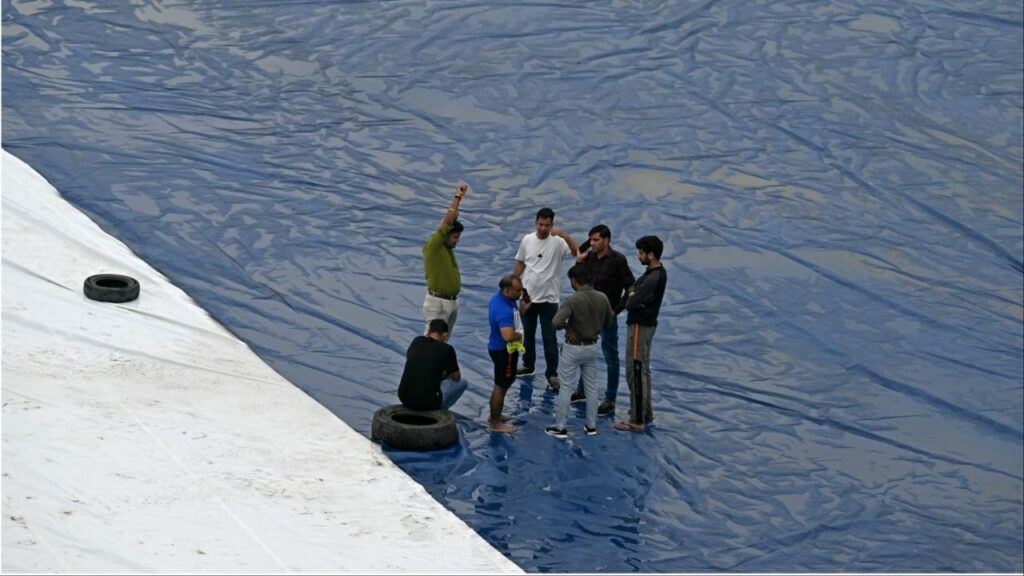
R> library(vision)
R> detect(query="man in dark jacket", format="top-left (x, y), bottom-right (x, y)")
top-left (569, 224), bottom-right (635, 416)
top-left (614, 235), bottom-right (667, 432)
top-left (398, 319), bottom-right (467, 411)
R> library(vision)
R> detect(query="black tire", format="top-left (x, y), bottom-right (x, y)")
top-left (83, 274), bottom-right (140, 303)
top-left (371, 404), bottom-right (459, 451)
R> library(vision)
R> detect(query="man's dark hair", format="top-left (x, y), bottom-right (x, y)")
top-left (535, 207), bottom-right (555, 222)
top-left (588, 224), bottom-right (611, 239)
top-left (449, 220), bottom-right (464, 234)
top-left (566, 264), bottom-right (592, 285)
top-left (428, 319), bottom-right (449, 334)
top-left (635, 235), bottom-right (664, 259)
top-left (498, 273), bottom-right (522, 290)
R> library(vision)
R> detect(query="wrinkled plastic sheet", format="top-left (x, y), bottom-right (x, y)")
top-left (3, 1), bottom-right (1022, 572)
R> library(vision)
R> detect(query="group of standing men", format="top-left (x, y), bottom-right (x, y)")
top-left (399, 183), bottom-right (667, 438)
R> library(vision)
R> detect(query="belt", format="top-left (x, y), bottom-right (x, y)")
top-left (428, 289), bottom-right (458, 301)
top-left (567, 338), bottom-right (598, 346)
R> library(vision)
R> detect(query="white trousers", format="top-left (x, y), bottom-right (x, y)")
top-left (422, 292), bottom-right (459, 340)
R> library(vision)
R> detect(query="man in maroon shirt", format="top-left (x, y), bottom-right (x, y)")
top-left (569, 224), bottom-right (635, 416)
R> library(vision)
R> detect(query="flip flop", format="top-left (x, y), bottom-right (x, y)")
top-left (613, 421), bottom-right (644, 432)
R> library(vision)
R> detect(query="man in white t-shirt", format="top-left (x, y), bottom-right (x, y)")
top-left (512, 207), bottom-right (579, 391)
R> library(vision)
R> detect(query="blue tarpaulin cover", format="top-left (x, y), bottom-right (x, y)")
top-left (3, 1), bottom-right (1022, 572)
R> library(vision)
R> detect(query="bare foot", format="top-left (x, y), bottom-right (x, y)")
top-left (489, 421), bottom-right (518, 433)
top-left (613, 421), bottom-right (644, 432)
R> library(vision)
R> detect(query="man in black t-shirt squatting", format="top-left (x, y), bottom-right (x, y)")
top-left (398, 318), bottom-right (467, 411)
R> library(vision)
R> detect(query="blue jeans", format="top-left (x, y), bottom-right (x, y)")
top-left (440, 377), bottom-right (468, 410)
top-left (522, 302), bottom-right (559, 378)
top-left (574, 315), bottom-right (621, 402)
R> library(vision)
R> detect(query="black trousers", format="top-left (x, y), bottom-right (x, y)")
top-left (522, 302), bottom-right (559, 378)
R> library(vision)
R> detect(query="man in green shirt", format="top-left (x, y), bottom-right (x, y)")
top-left (422, 183), bottom-right (467, 340)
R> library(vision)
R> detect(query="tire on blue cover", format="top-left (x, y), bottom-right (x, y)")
top-left (83, 274), bottom-right (140, 303)
top-left (371, 404), bottom-right (458, 451)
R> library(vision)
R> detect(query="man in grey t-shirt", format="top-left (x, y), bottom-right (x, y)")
top-left (545, 265), bottom-right (615, 438)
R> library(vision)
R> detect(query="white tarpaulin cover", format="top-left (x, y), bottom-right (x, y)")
top-left (1, 150), bottom-right (522, 574)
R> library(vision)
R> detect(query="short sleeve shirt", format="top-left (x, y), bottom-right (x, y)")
top-left (398, 336), bottom-right (460, 410)
top-left (514, 233), bottom-right (572, 303)
top-left (488, 290), bottom-right (519, 350)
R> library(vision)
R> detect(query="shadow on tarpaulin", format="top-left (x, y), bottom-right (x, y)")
top-left (3, 0), bottom-right (1022, 571)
